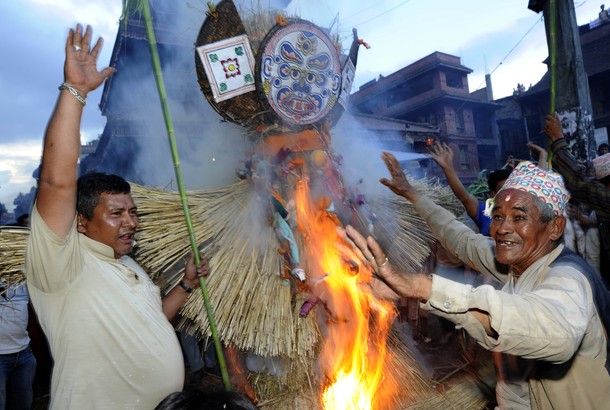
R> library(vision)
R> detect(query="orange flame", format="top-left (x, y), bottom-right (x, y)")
top-left (295, 179), bottom-right (398, 410)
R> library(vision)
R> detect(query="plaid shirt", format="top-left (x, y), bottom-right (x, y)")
top-left (550, 138), bottom-right (610, 221)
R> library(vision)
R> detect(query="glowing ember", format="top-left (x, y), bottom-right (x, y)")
top-left (295, 179), bottom-right (398, 410)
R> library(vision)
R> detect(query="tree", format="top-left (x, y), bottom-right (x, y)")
top-left (0, 201), bottom-right (7, 224)
top-left (13, 187), bottom-right (36, 220)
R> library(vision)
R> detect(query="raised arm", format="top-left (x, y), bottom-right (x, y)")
top-left (37, 24), bottom-right (115, 237)
top-left (544, 114), bottom-right (610, 220)
top-left (380, 151), bottom-right (503, 279)
top-left (429, 142), bottom-right (479, 219)
top-left (379, 151), bottom-right (421, 203)
top-left (527, 142), bottom-right (548, 170)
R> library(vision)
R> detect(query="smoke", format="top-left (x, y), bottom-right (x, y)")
top-left (108, 1), bottom-right (406, 195)
top-left (332, 113), bottom-right (404, 200)
top-left (104, 1), bottom-right (255, 192)
top-left (105, 1), bottom-right (425, 253)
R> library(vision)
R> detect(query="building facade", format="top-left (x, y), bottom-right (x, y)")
top-left (349, 52), bottom-right (501, 183)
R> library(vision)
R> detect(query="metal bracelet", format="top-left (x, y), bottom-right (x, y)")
top-left (58, 82), bottom-right (86, 106)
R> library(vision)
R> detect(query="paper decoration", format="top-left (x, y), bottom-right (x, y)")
top-left (196, 34), bottom-right (256, 102)
top-left (338, 58), bottom-right (355, 109)
top-left (258, 21), bottom-right (342, 126)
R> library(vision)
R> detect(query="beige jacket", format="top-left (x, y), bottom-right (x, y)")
top-left (414, 196), bottom-right (610, 409)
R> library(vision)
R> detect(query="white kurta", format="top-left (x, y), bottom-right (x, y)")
top-left (26, 206), bottom-right (184, 410)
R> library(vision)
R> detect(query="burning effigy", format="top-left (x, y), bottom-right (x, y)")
top-left (0, 1), bottom-right (489, 408)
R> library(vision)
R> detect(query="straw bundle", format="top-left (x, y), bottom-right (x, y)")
top-left (0, 227), bottom-right (29, 286)
top-left (131, 180), bottom-right (320, 359)
top-left (238, 0), bottom-right (285, 55)
top-left (0, 178), bottom-right (465, 357)
top-left (249, 324), bottom-right (488, 410)
top-left (370, 177), bottom-right (465, 273)
top-left (405, 382), bottom-right (488, 410)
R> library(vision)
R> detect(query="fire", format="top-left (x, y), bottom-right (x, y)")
top-left (295, 179), bottom-right (398, 410)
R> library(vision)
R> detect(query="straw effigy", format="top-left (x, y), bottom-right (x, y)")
top-left (128, 176), bottom-right (483, 409)
top-left (129, 176), bottom-right (464, 357)
top-left (0, 178), bottom-right (485, 408)
top-left (1, 0), bottom-right (484, 404)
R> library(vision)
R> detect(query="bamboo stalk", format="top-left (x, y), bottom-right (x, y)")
top-left (135, 0), bottom-right (230, 391)
top-left (548, 0), bottom-right (557, 167)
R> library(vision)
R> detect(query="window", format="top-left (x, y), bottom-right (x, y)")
top-left (455, 109), bottom-right (465, 133)
top-left (459, 145), bottom-right (470, 170)
top-left (410, 74), bottom-right (434, 95)
top-left (446, 71), bottom-right (463, 89)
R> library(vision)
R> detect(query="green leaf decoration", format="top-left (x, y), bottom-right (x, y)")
top-left (235, 46), bottom-right (244, 56)
top-left (244, 74), bottom-right (253, 83)
top-left (209, 54), bottom-right (218, 62)
top-left (220, 83), bottom-right (228, 92)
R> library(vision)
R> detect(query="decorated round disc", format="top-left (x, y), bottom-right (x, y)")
top-left (257, 20), bottom-right (342, 127)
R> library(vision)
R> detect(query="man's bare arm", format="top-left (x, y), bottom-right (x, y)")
top-left (429, 143), bottom-right (479, 219)
top-left (37, 24), bottom-right (115, 238)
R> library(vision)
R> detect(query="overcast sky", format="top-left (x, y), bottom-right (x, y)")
top-left (0, 0), bottom-right (603, 211)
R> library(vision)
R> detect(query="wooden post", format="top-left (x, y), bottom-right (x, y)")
top-left (536, 0), bottom-right (596, 161)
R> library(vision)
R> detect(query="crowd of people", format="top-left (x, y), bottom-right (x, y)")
top-left (2, 21), bottom-right (610, 410)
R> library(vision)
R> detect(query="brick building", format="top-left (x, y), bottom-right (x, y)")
top-left (349, 52), bottom-right (501, 183)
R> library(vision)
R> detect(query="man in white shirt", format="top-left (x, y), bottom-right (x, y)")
top-left (25, 24), bottom-right (207, 409)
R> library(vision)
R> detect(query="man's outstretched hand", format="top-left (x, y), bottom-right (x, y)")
top-left (380, 152), bottom-right (421, 203)
top-left (64, 24), bottom-right (116, 97)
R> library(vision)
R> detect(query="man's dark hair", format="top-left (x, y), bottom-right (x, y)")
top-left (488, 168), bottom-right (513, 193)
top-left (598, 143), bottom-right (609, 155)
top-left (77, 172), bottom-right (131, 220)
top-left (155, 389), bottom-right (257, 410)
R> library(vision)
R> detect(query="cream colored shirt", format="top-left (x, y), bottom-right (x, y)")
top-left (414, 196), bottom-right (610, 409)
top-left (25, 205), bottom-right (184, 410)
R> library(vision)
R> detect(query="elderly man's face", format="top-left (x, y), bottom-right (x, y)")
top-left (489, 189), bottom-right (563, 275)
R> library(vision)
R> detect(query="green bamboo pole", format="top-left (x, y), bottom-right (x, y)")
top-left (548, 0), bottom-right (557, 167)
top-left (549, 0), bottom-right (557, 114)
top-left (129, 0), bottom-right (232, 391)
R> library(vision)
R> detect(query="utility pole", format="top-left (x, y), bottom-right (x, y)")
top-left (528, 0), bottom-right (596, 161)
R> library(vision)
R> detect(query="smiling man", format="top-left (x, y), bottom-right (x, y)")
top-left (25, 24), bottom-right (207, 409)
top-left (345, 154), bottom-right (610, 409)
